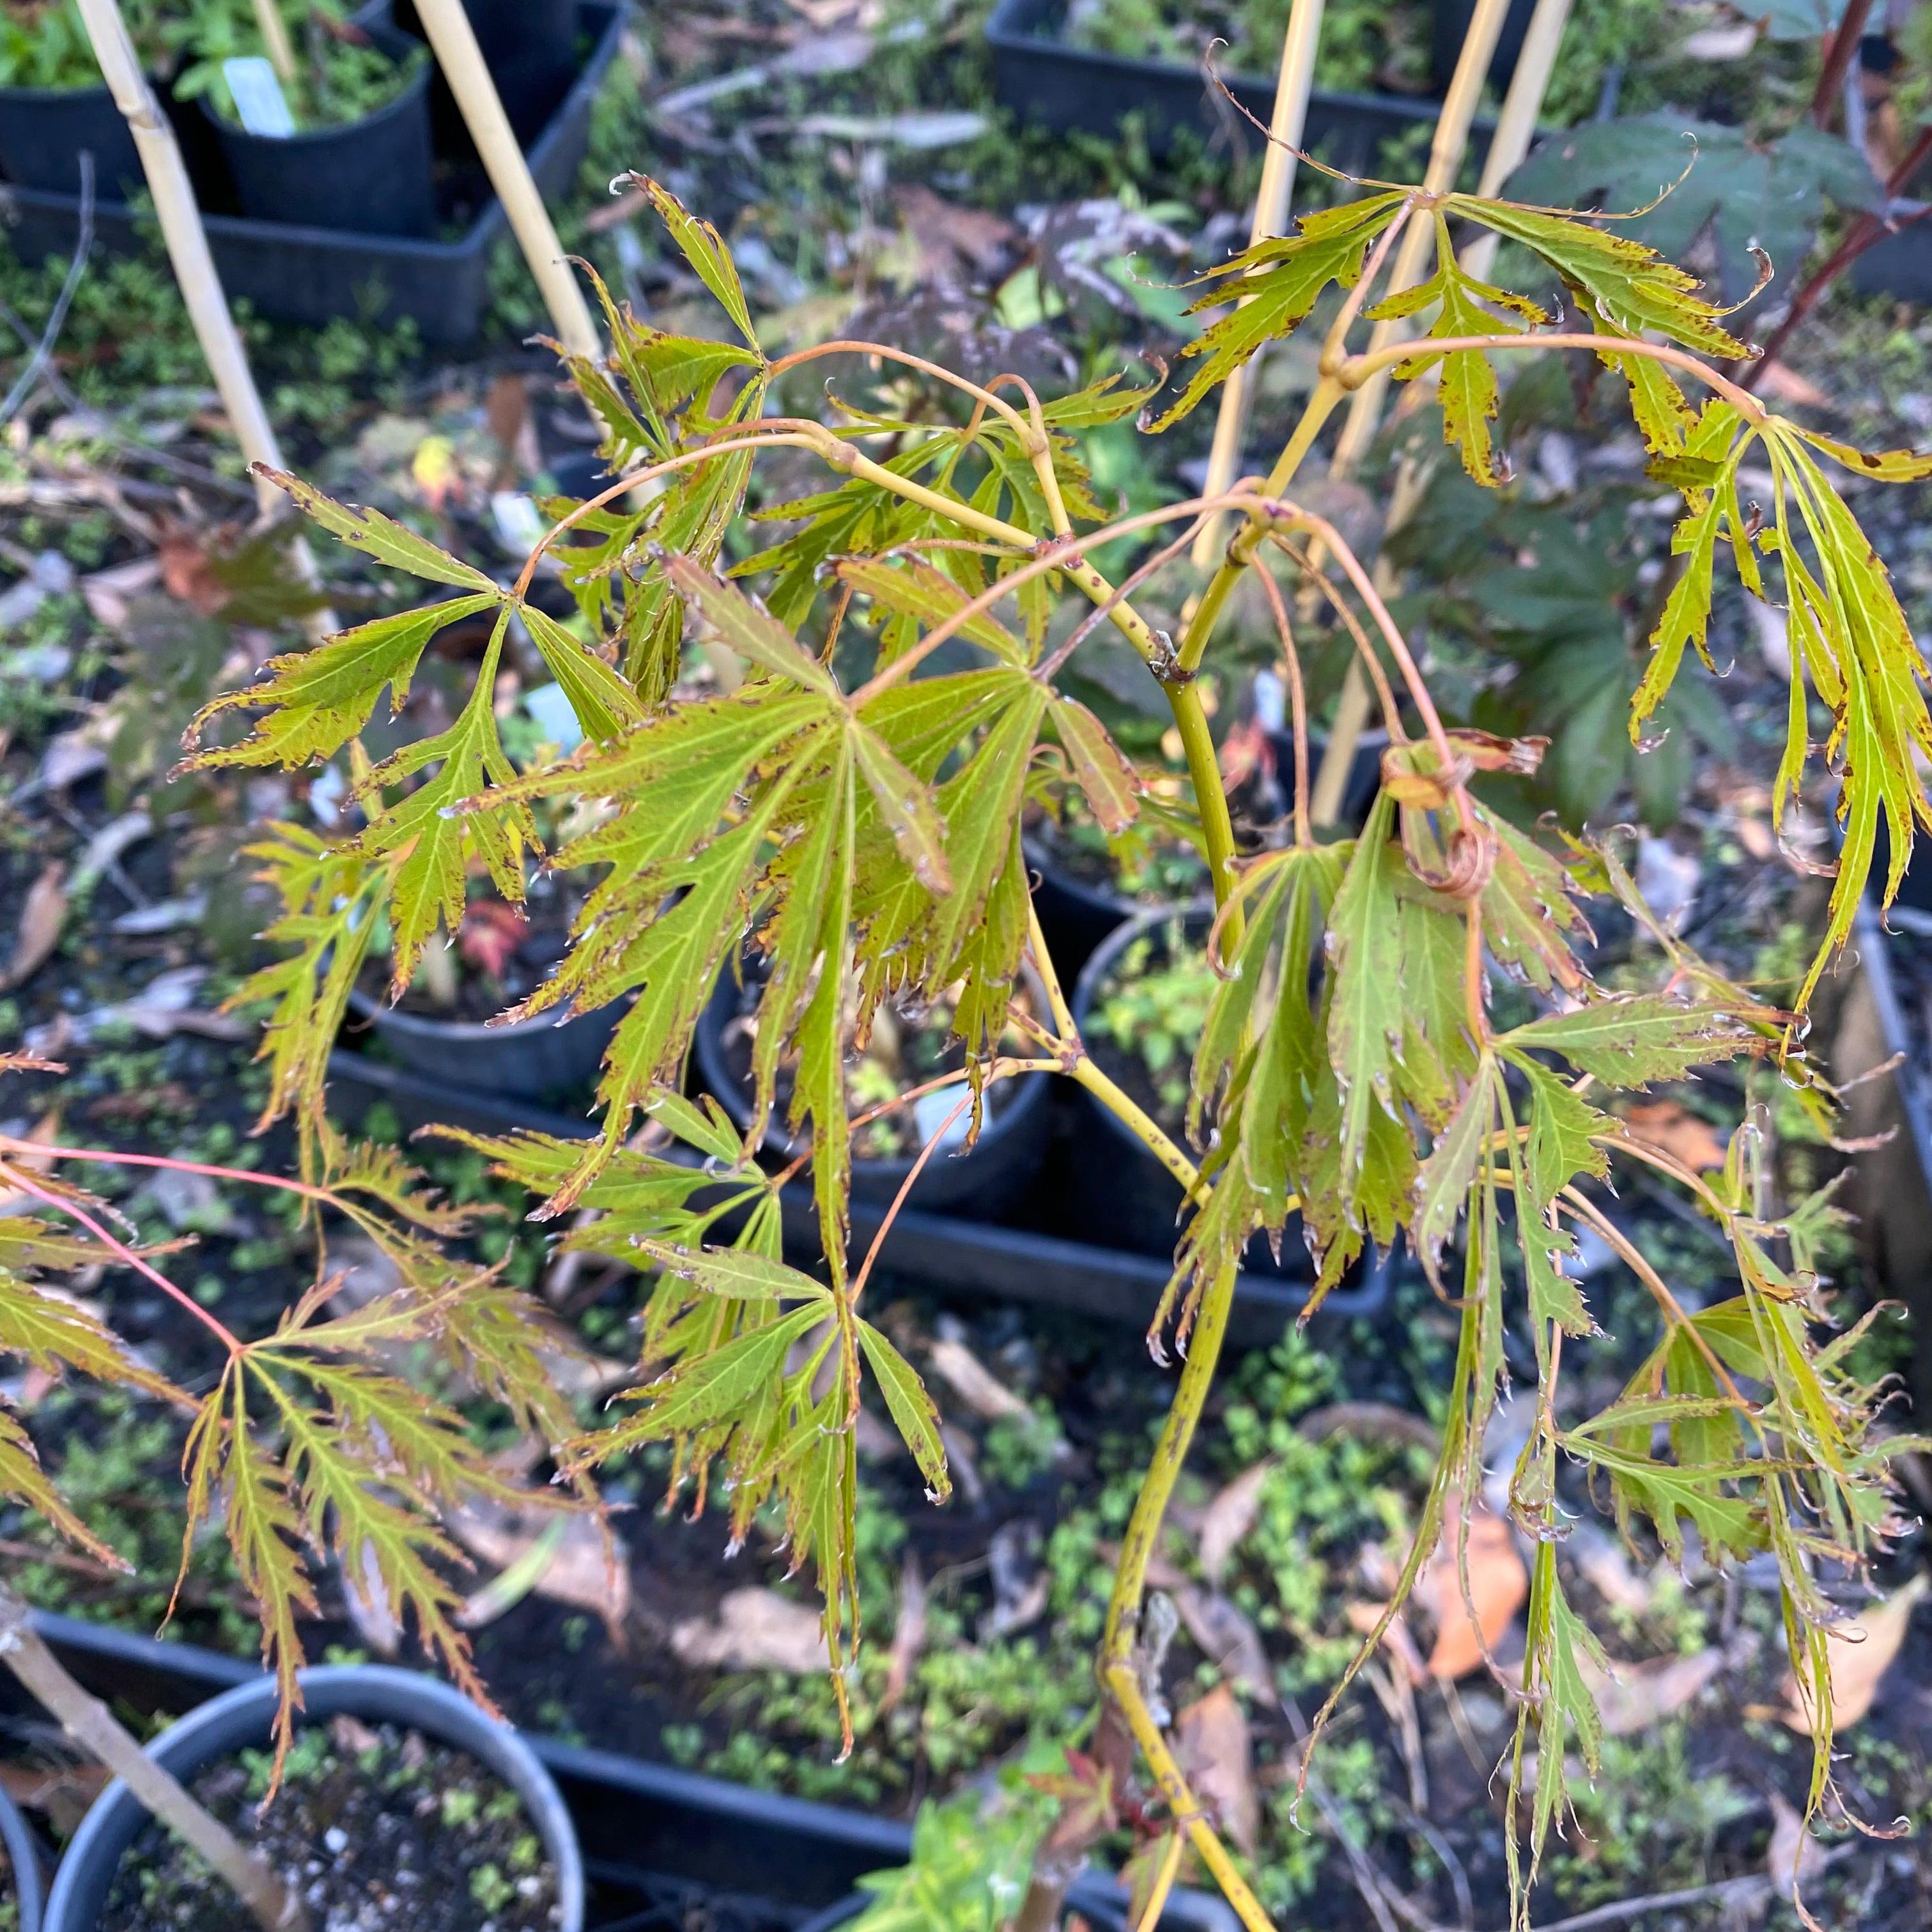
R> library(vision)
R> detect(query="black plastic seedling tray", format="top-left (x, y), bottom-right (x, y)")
top-left (0, 4), bottom-right (624, 343)
top-left (985, 0), bottom-right (1496, 175)
top-left (323, 1042), bottom-right (1396, 1343)
top-left (8, 1611), bottom-right (1240, 1931)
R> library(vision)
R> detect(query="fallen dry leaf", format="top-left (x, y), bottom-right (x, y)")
top-left (879, 1553), bottom-right (927, 1715)
top-left (449, 1497), bottom-right (630, 1644)
top-left (1754, 361), bottom-right (1830, 410)
top-left (1174, 1586), bottom-right (1271, 1694)
top-left (1175, 1687), bottom-right (1259, 1857)
top-left (1196, 1460), bottom-right (1272, 1588)
top-left (893, 183), bottom-right (1017, 285)
top-left (0, 1758), bottom-right (109, 1835)
top-left (925, 1331), bottom-right (1032, 1423)
top-left (1582, 1646), bottom-right (1726, 1737)
top-left (1568, 1526), bottom-right (1655, 1618)
top-left (1, 864), bottom-right (66, 991)
top-left (1780, 1573), bottom-right (1929, 1737)
top-left (1345, 1596), bottom-right (1428, 1687)
top-left (1414, 1503), bottom-right (1527, 1680)
top-left (669, 1587), bottom-right (826, 1674)
top-left (1765, 1789), bottom-right (1825, 1903)
top-left (1622, 1101), bottom-right (1728, 1173)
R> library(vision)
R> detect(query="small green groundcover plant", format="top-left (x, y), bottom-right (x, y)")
top-left (6, 143), bottom-right (1932, 1931)
top-left (171, 0), bottom-right (424, 132)
top-left (0, 0), bottom-right (159, 90)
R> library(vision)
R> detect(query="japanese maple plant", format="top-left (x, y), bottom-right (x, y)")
top-left (6, 155), bottom-right (1932, 1931)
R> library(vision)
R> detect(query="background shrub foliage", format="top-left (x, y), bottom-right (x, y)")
top-left (6, 158), bottom-right (1932, 1929)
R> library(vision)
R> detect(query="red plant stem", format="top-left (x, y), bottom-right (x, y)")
top-left (1811, 0), bottom-right (1874, 130)
top-left (0, 1136), bottom-right (339, 1209)
top-left (0, 1161), bottom-right (243, 1357)
top-left (845, 1090), bottom-right (974, 1309)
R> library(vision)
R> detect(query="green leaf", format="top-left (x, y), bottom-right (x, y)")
top-left (0, 1403), bottom-right (124, 1568)
top-left (261, 470), bottom-right (500, 589)
top-left (188, 594), bottom-right (499, 770)
top-left (667, 554), bottom-right (840, 697)
top-left (0, 1263), bottom-right (179, 1400)
top-left (1325, 795), bottom-right (1404, 1189)
top-left (852, 720), bottom-right (951, 895)
top-left (518, 603), bottom-right (647, 742)
top-left (604, 1302), bottom-right (824, 1446)
top-left (222, 1377), bottom-right (320, 1781)
top-left (831, 554), bottom-right (1026, 665)
top-left (1498, 117), bottom-right (1876, 311)
top-left (1631, 482), bottom-right (1723, 732)
top-left (1452, 185), bottom-right (1749, 355)
top-left (1049, 696), bottom-right (1141, 834)
top-left (1763, 424), bottom-right (1932, 1007)
top-left (638, 1241), bottom-right (833, 1302)
top-left (1150, 191), bottom-right (1409, 429)
top-left (626, 174), bottom-right (762, 351)
top-left (858, 1320), bottom-right (952, 1503)
top-left (1410, 1058), bottom-right (1497, 1285)
top-left (1501, 992), bottom-right (1747, 1085)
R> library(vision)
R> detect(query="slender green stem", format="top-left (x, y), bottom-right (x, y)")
top-left (1167, 680), bottom-right (1245, 947)
top-left (1178, 373), bottom-right (1345, 678)
top-left (1066, 1059), bottom-right (1207, 1208)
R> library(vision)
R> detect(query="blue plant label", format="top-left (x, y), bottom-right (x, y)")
top-left (224, 57), bottom-right (295, 138)
top-left (913, 1088), bottom-right (972, 1152)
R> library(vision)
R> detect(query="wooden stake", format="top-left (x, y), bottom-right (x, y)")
top-left (72, 0), bottom-right (290, 520)
top-left (411, 0), bottom-right (599, 359)
top-left (1304, 0), bottom-right (1539, 826)
top-left (0, 1591), bottom-right (311, 1932)
top-left (1462, 0), bottom-right (1575, 281)
top-left (1189, 0), bottom-right (1329, 573)
top-left (248, 0), bottom-right (299, 88)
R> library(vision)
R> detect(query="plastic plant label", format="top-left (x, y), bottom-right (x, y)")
top-left (522, 681), bottom-right (585, 754)
top-left (491, 491), bottom-right (548, 555)
top-left (224, 57), bottom-right (295, 138)
top-left (912, 1088), bottom-right (973, 1154)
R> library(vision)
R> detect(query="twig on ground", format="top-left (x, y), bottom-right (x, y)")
top-left (0, 153), bottom-right (95, 428)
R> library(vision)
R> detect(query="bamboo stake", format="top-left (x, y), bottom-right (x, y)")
top-left (411, 0), bottom-right (599, 359)
top-left (1462, 0), bottom-right (1575, 280)
top-left (0, 1591), bottom-right (311, 1932)
top-left (72, 0), bottom-right (291, 522)
top-left (1304, 0), bottom-right (1543, 826)
top-left (1189, 0), bottom-right (1329, 573)
top-left (248, 0), bottom-right (298, 88)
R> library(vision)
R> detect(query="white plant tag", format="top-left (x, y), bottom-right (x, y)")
top-left (223, 57), bottom-right (295, 138)
top-left (522, 681), bottom-right (583, 754)
top-left (490, 490), bottom-right (548, 555)
top-left (912, 1088), bottom-right (972, 1154)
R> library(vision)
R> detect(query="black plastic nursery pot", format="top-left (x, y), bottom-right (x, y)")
top-left (694, 960), bottom-right (1056, 1221)
top-left (199, 33), bottom-right (437, 240)
top-left (344, 984), bottom-right (621, 1104)
top-left (1071, 904), bottom-right (1319, 1276)
top-left (0, 82), bottom-right (144, 202)
top-left (0, 4), bottom-right (622, 341)
top-left (1023, 830), bottom-right (1159, 984)
top-left (0, 1779), bottom-right (45, 1932)
top-left (1263, 726), bottom-right (1387, 835)
top-left (985, 0), bottom-right (1494, 176)
top-left (14, 1613), bottom-right (1238, 1932)
top-left (40, 1660), bottom-right (584, 1932)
